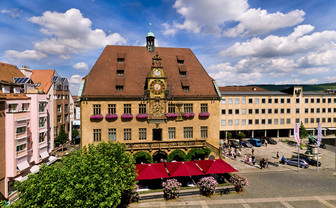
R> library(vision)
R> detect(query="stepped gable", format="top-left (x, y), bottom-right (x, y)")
top-left (82, 46), bottom-right (218, 99)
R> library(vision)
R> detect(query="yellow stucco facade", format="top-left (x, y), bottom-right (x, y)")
top-left (81, 99), bottom-right (220, 153)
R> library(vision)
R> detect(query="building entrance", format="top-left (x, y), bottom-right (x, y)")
top-left (153, 129), bottom-right (162, 141)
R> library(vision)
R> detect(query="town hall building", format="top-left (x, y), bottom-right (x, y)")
top-left (80, 29), bottom-right (221, 161)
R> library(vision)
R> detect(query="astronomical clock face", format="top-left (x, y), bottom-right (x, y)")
top-left (150, 80), bottom-right (165, 95)
top-left (149, 101), bottom-right (165, 118)
top-left (153, 68), bottom-right (161, 77)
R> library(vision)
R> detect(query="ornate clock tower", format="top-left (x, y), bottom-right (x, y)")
top-left (146, 52), bottom-right (168, 121)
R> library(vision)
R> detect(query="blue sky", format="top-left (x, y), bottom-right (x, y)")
top-left (1, 0), bottom-right (336, 95)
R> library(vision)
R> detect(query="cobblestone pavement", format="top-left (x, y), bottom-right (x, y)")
top-left (223, 138), bottom-right (336, 173)
top-left (130, 138), bottom-right (336, 208)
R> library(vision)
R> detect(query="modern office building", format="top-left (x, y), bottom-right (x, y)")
top-left (219, 86), bottom-right (336, 139)
top-left (80, 31), bottom-right (221, 161)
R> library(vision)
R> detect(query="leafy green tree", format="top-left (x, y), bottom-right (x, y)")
top-left (72, 128), bottom-right (79, 139)
top-left (299, 122), bottom-right (309, 139)
top-left (11, 142), bottom-right (137, 208)
top-left (204, 147), bottom-right (211, 158)
top-left (0, 200), bottom-right (6, 208)
top-left (133, 151), bottom-right (153, 164)
top-left (227, 132), bottom-right (232, 139)
top-left (54, 127), bottom-right (67, 147)
top-left (167, 149), bottom-right (187, 162)
top-left (237, 132), bottom-right (246, 139)
top-left (187, 148), bottom-right (205, 161)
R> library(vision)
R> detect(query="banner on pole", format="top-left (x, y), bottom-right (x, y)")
top-left (317, 123), bottom-right (322, 146)
top-left (294, 123), bottom-right (300, 146)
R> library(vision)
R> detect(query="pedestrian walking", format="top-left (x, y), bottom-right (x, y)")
top-left (260, 158), bottom-right (263, 169)
top-left (249, 155), bottom-right (252, 164)
top-left (252, 155), bottom-right (256, 166)
top-left (265, 140), bottom-right (268, 147)
top-left (265, 158), bottom-right (269, 168)
top-left (252, 147), bottom-right (255, 155)
top-left (234, 153), bottom-right (236, 160)
top-left (276, 151), bottom-right (279, 159)
top-left (244, 154), bottom-right (247, 162)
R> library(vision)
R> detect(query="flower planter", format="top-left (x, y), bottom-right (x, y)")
top-left (182, 112), bottom-right (195, 118)
top-left (166, 112), bottom-right (178, 118)
top-left (136, 114), bottom-right (148, 119)
top-left (105, 114), bottom-right (118, 119)
top-left (202, 191), bottom-right (213, 197)
top-left (90, 114), bottom-right (104, 120)
top-left (235, 186), bottom-right (243, 192)
top-left (199, 112), bottom-right (210, 117)
top-left (121, 113), bottom-right (133, 119)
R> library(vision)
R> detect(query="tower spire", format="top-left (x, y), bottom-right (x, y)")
top-left (146, 23), bottom-right (155, 52)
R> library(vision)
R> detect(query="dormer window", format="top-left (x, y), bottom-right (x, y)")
top-left (183, 86), bottom-right (189, 92)
top-left (117, 58), bottom-right (124, 64)
top-left (180, 71), bottom-right (186, 77)
top-left (177, 60), bottom-right (184, 65)
top-left (177, 56), bottom-right (184, 65)
top-left (116, 85), bottom-right (124, 91)
top-left (117, 70), bottom-right (124, 76)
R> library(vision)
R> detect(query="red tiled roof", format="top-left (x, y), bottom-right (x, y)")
top-left (0, 62), bottom-right (25, 83)
top-left (82, 46), bottom-right (219, 99)
top-left (30, 70), bottom-right (55, 93)
top-left (219, 86), bottom-right (268, 92)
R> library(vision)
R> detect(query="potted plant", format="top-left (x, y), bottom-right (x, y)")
top-left (199, 112), bottom-right (210, 117)
top-left (90, 114), bottom-right (104, 120)
top-left (166, 112), bottom-right (178, 118)
top-left (197, 176), bottom-right (218, 197)
top-left (162, 179), bottom-right (182, 200)
top-left (105, 113), bottom-right (118, 119)
top-left (229, 174), bottom-right (249, 192)
top-left (121, 113), bottom-right (133, 119)
top-left (136, 114), bottom-right (148, 119)
top-left (182, 112), bottom-right (195, 118)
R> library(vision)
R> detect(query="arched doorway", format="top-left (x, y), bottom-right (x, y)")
top-left (152, 150), bottom-right (168, 163)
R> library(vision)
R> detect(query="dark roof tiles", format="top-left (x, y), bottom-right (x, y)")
top-left (82, 46), bottom-right (218, 99)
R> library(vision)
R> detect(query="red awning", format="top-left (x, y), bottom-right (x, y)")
top-left (135, 163), bottom-right (169, 180)
top-left (165, 161), bottom-right (205, 177)
top-left (195, 159), bottom-right (238, 174)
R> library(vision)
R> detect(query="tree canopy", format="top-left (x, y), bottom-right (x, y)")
top-left (167, 149), bottom-right (187, 162)
top-left (11, 142), bottom-right (137, 208)
top-left (54, 127), bottom-right (67, 147)
top-left (299, 122), bottom-right (309, 139)
top-left (133, 151), bottom-right (153, 164)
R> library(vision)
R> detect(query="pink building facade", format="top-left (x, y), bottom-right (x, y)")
top-left (0, 63), bottom-right (51, 200)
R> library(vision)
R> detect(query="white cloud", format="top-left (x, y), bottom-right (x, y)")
top-left (73, 62), bottom-right (88, 70)
top-left (5, 8), bottom-right (126, 61)
top-left (221, 25), bottom-right (336, 58)
top-left (275, 78), bottom-right (319, 85)
top-left (324, 76), bottom-right (336, 83)
top-left (5, 50), bottom-right (47, 60)
top-left (1, 8), bottom-right (21, 18)
top-left (223, 8), bottom-right (305, 37)
top-left (164, 0), bottom-right (304, 37)
top-left (69, 74), bottom-right (82, 84)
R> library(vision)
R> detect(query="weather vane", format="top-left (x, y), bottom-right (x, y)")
top-left (149, 23), bottom-right (152, 32)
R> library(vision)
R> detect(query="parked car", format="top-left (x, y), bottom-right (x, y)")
top-left (242, 140), bottom-right (253, 148)
top-left (319, 142), bottom-right (326, 149)
top-left (247, 138), bottom-right (262, 147)
top-left (299, 155), bottom-right (321, 167)
top-left (229, 140), bottom-right (242, 149)
top-left (265, 137), bottom-right (277, 145)
top-left (284, 158), bottom-right (309, 168)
